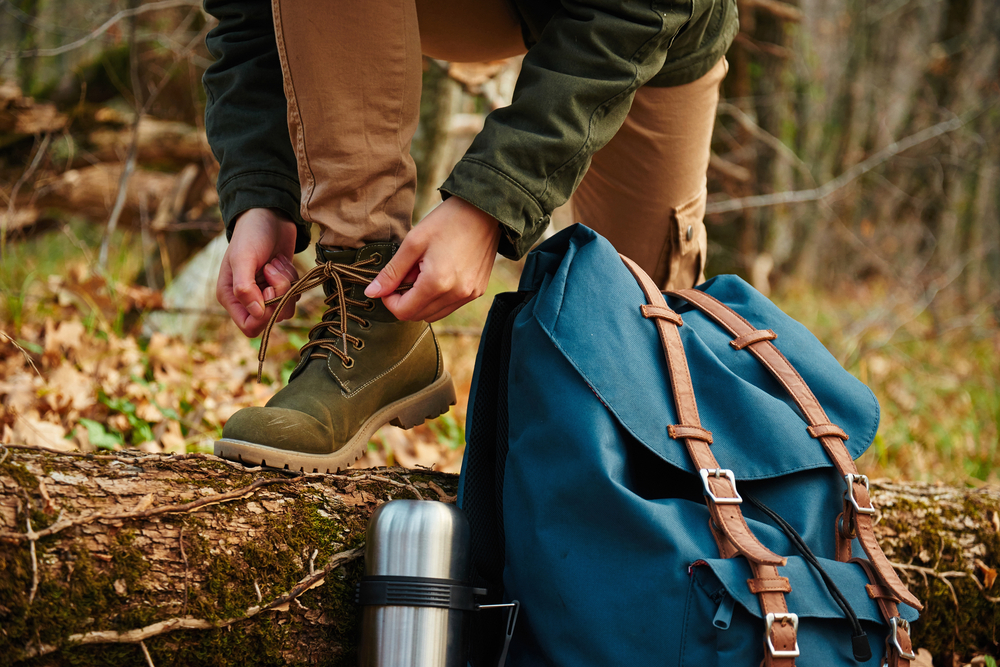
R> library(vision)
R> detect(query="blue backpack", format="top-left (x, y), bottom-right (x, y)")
top-left (458, 225), bottom-right (921, 667)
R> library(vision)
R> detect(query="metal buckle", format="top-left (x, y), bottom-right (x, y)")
top-left (699, 469), bottom-right (743, 505)
top-left (888, 617), bottom-right (917, 661)
top-left (765, 612), bottom-right (800, 658)
top-left (844, 474), bottom-right (877, 515)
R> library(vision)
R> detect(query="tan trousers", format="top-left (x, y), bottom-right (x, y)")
top-left (271, 0), bottom-right (726, 289)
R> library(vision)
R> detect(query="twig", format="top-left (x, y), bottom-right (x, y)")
top-left (98, 21), bottom-right (206, 270)
top-left (2, 0), bottom-right (200, 58)
top-left (360, 474), bottom-right (424, 500)
top-left (705, 114), bottom-right (969, 214)
top-left (26, 514), bottom-right (39, 605)
top-left (891, 562), bottom-right (1000, 605)
top-left (139, 640), bottom-right (155, 667)
top-left (0, 445), bottom-right (9, 466)
top-left (179, 528), bottom-right (189, 615)
top-left (2, 133), bottom-right (51, 261)
top-left (1, 443), bottom-right (267, 473)
top-left (0, 475), bottom-right (325, 543)
top-left (427, 481), bottom-right (457, 503)
top-left (0, 330), bottom-right (40, 376)
top-left (716, 103), bottom-right (816, 185)
top-left (253, 580), bottom-right (262, 603)
top-left (22, 547), bottom-right (363, 658)
top-left (308, 548), bottom-right (319, 576)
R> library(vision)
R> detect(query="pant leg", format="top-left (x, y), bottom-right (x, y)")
top-left (271, 0), bottom-right (523, 249)
top-left (271, 0), bottom-right (423, 248)
top-left (572, 57), bottom-right (728, 290)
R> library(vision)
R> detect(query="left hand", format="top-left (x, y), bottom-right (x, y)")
top-left (364, 196), bottom-right (502, 322)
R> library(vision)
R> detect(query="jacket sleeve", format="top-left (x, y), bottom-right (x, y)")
top-left (440, 0), bottom-right (702, 260)
top-left (203, 0), bottom-right (311, 253)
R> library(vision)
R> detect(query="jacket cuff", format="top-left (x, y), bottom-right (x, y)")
top-left (218, 171), bottom-right (311, 254)
top-left (440, 158), bottom-right (551, 260)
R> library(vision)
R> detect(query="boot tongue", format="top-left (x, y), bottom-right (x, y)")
top-left (314, 243), bottom-right (397, 300)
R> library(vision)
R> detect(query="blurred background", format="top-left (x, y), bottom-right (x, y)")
top-left (0, 0), bottom-right (997, 485)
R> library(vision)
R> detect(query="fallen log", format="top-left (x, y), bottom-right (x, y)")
top-left (0, 444), bottom-right (996, 666)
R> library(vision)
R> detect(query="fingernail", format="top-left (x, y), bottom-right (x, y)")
top-left (364, 279), bottom-right (381, 298)
top-left (278, 256), bottom-right (292, 270)
top-left (264, 286), bottom-right (275, 300)
top-left (248, 301), bottom-right (264, 318)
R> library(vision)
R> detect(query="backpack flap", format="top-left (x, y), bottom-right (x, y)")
top-left (518, 224), bottom-right (879, 480)
top-left (685, 558), bottom-right (919, 667)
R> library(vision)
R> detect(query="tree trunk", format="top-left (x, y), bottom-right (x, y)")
top-left (1, 445), bottom-right (997, 666)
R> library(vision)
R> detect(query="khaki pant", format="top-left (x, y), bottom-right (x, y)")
top-left (271, 0), bottom-right (726, 290)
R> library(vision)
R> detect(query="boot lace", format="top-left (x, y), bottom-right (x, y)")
top-left (256, 254), bottom-right (386, 382)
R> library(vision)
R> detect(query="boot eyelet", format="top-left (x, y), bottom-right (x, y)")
top-left (354, 340), bottom-right (365, 351)
top-left (342, 357), bottom-right (355, 369)
top-left (359, 320), bottom-right (372, 330)
top-left (364, 300), bottom-right (376, 311)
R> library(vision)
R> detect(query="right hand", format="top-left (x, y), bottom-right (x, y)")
top-left (216, 208), bottom-right (300, 337)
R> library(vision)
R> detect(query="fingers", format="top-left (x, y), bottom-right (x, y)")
top-left (262, 255), bottom-right (299, 322)
top-left (365, 234), bottom-right (425, 299)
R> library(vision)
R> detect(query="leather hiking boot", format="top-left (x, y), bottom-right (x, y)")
top-left (215, 242), bottom-right (456, 472)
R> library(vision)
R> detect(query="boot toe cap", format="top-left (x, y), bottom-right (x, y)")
top-left (222, 407), bottom-right (339, 455)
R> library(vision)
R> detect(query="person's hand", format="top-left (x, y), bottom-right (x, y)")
top-left (364, 197), bottom-right (502, 322)
top-left (217, 208), bottom-right (299, 337)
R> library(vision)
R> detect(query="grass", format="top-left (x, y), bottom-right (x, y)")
top-left (1, 223), bottom-right (996, 485)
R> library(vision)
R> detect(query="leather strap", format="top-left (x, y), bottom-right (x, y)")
top-left (853, 558), bottom-right (914, 667)
top-left (731, 329), bottom-right (777, 350)
top-left (641, 303), bottom-right (684, 325)
top-left (670, 287), bottom-right (923, 612)
top-left (748, 577), bottom-right (793, 594)
top-left (807, 423), bottom-right (849, 440)
top-left (753, 562), bottom-right (799, 667)
top-left (620, 256), bottom-right (792, 666)
top-left (667, 424), bottom-right (713, 443)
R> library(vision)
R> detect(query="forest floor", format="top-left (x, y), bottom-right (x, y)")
top-left (0, 217), bottom-right (997, 486)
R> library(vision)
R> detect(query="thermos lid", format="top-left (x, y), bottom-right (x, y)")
top-left (364, 500), bottom-right (472, 582)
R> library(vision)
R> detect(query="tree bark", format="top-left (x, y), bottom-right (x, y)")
top-left (1, 444), bottom-right (997, 666)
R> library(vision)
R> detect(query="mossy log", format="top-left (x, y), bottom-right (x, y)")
top-left (1, 444), bottom-right (997, 666)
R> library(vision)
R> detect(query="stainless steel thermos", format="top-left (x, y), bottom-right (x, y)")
top-left (357, 500), bottom-right (500, 667)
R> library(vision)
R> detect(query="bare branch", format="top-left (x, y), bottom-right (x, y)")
top-left (0, 474), bottom-right (325, 543)
top-left (2, 133), bottom-right (51, 260)
top-left (26, 514), bottom-right (39, 605)
top-left (705, 114), bottom-right (969, 214)
top-left (139, 640), bottom-right (155, 667)
top-left (716, 102), bottom-right (816, 184)
top-left (2, 0), bottom-right (201, 59)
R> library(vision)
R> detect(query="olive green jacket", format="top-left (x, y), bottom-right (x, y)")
top-left (203, 0), bottom-right (738, 258)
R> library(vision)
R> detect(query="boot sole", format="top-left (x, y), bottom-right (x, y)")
top-left (213, 371), bottom-right (457, 473)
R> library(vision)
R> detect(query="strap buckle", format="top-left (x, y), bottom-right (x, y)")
top-left (700, 469), bottom-right (743, 505)
top-left (887, 617), bottom-right (916, 661)
top-left (765, 612), bottom-right (800, 658)
top-left (844, 474), bottom-right (877, 515)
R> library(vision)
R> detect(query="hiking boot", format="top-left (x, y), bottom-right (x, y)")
top-left (215, 242), bottom-right (456, 472)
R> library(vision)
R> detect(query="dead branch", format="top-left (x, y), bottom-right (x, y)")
top-left (705, 114), bottom-right (970, 214)
top-left (2, 0), bottom-right (201, 59)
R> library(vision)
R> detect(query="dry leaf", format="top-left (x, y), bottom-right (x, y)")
top-left (912, 649), bottom-right (934, 667)
top-left (11, 411), bottom-right (70, 450)
top-left (975, 560), bottom-right (997, 590)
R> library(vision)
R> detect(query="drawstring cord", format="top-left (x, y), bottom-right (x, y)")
top-left (747, 495), bottom-right (873, 663)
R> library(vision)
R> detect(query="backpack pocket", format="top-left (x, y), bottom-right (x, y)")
top-left (681, 557), bottom-right (919, 667)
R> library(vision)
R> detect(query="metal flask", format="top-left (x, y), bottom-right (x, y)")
top-left (356, 500), bottom-right (517, 667)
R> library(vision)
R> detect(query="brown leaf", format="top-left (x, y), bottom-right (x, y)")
top-left (911, 649), bottom-right (934, 667)
top-left (11, 411), bottom-right (70, 450)
top-left (975, 560), bottom-right (997, 590)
